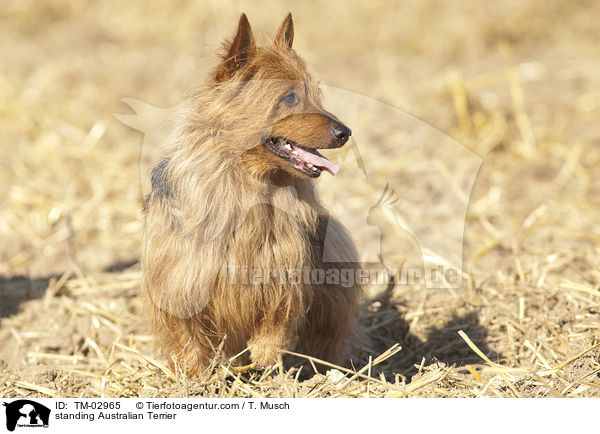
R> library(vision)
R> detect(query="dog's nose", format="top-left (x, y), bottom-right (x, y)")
top-left (332, 124), bottom-right (352, 144)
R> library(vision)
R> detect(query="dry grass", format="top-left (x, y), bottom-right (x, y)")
top-left (1, 0), bottom-right (600, 397)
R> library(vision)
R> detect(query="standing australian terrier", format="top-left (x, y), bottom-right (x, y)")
top-left (142, 13), bottom-right (366, 374)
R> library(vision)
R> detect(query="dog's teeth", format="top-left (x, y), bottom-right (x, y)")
top-left (284, 143), bottom-right (292, 151)
top-left (312, 166), bottom-right (318, 171)
top-left (307, 163), bottom-right (314, 168)
top-left (291, 150), bottom-right (298, 156)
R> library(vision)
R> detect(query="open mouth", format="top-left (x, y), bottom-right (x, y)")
top-left (262, 137), bottom-right (340, 178)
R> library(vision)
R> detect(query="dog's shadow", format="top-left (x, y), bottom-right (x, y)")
top-left (0, 275), bottom-right (50, 319)
top-left (281, 278), bottom-right (503, 382)
top-left (363, 284), bottom-right (503, 379)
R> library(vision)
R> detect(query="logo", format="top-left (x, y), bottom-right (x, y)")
top-left (116, 80), bottom-right (481, 318)
top-left (3, 400), bottom-right (50, 431)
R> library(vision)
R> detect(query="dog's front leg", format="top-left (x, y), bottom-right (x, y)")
top-left (248, 316), bottom-right (294, 367)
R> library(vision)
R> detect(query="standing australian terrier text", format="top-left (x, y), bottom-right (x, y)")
top-left (142, 13), bottom-right (366, 374)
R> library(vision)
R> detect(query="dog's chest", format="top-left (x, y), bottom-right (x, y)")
top-left (228, 190), bottom-right (317, 269)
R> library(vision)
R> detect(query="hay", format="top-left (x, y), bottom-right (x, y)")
top-left (1, 0), bottom-right (600, 397)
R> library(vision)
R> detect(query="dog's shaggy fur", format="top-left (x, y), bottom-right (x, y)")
top-left (142, 13), bottom-right (366, 374)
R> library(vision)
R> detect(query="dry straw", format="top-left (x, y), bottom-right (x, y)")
top-left (1, 1), bottom-right (599, 397)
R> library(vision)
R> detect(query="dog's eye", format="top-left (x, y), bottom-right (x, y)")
top-left (281, 91), bottom-right (300, 107)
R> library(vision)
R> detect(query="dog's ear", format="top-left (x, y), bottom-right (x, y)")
top-left (273, 12), bottom-right (294, 49)
top-left (216, 13), bottom-right (255, 82)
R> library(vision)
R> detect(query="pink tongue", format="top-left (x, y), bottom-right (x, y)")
top-left (293, 146), bottom-right (340, 175)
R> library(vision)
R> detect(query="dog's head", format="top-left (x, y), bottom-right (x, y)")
top-left (211, 13), bottom-right (351, 179)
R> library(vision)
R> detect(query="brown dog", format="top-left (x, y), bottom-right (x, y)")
top-left (142, 13), bottom-right (365, 374)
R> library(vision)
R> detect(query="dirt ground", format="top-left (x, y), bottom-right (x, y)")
top-left (1, 0), bottom-right (599, 397)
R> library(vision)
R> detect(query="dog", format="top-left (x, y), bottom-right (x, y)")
top-left (142, 12), bottom-right (366, 374)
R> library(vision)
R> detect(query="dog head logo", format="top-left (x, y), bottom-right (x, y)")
top-left (115, 13), bottom-right (482, 319)
top-left (3, 400), bottom-right (50, 431)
